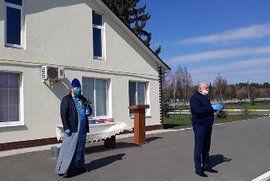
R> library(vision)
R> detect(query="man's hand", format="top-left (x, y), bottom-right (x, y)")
top-left (211, 103), bottom-right (224, 111)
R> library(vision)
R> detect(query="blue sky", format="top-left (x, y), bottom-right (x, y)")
top-left (140, 0), bottom-right (270, 85)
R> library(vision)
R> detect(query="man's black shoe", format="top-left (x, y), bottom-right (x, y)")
top-left (205, 168), bottom-right (218, 173)
top-left (195, 170), bottom-right (208, 177)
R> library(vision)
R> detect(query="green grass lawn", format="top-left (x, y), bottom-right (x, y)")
top-left (163, 114), bottom-right (263, 129)
top-left (164, 101), bottom-right (269, 129)
top-left (175, 101), bottom-right (270, 110)
top-left (224, 101), bottom-right (270, 109)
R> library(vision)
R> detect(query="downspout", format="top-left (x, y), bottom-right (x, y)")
top-left (158, 67), bottom-right (170, 128)
top-left (158, 67), bottom-right (164, 128)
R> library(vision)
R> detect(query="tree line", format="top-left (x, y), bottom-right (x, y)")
top-left (163, 66), bottom-right (270, 103)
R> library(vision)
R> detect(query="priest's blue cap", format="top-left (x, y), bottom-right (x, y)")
top-left (71, 78), bottom-right (81, 88)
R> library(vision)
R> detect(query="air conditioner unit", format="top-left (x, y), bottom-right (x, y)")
top-left (41, 66), bottom-right (65, 80)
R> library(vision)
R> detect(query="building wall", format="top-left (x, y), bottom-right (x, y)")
top-left (0, 0), bottom-right (161, 144)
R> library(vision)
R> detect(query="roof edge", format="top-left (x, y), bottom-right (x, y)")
top-left (99, 0), bottom-right (171, 71)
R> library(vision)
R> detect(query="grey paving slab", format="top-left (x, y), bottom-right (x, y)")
top-left (0, 117), bottom-right (270, 181)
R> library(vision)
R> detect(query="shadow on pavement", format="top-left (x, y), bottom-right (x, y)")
top-left (84, 142), bottom-right (140, 154)
top-left (210, 154), bottom-right (232, 168)
top-left (85, 153), bottom-right (126, 171)
top-left (84, 136), bottom-right (162, 154)
top-left (163, 124), bottom-right (187, 129)
top-left (146, 136), bottom-right (162, 142)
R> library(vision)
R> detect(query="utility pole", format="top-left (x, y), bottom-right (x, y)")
top-left (247, 78), bottom-right (252, 103)
top-left (173, 78), bottom-right (177, 110)
top-left (247, 81), bottom-right (250, 102)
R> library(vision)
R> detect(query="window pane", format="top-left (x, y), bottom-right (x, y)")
top-left (0, 73), bottom-right (8, 88)
top-left (9, 89), bottom-right (19, 104)
top-left (93, 13), bottom-right (102, 26)
top-left (93, 28), bottom-right (102, 57)
top-left (6, 7), bottom-right (21, 45)
top-left (0, 105), bottom-right (8, 122)
top-left (129, 82), bottom-right (136, 106)
top-left (8, 104), bottom-right (19, 121)
top-left (0, 90), bottom-right (8, 105)
top-left (0, 72), bottom-right (20, 122)
top-left (8, 73), bottom-right (19, 88)
top-left (82, 78), bottom-right (108, 117)
top-left (95, 79), bottom-right (107, 116)
top-left (5, 0), bottom-right (22, 5)
top-left (137, 82), bottom-right (146, 105)
top-left (82, 78), bottom-right (95, 115)
top-left (82, 78), bottom-right (94, 101)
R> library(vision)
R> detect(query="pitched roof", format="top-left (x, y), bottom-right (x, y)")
top-left (98, 0), bottom-right (171, 72)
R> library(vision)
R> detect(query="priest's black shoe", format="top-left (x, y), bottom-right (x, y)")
top-left (205, 168), bottom-right (218, 173)
top-left (195, 170), bottom-right (208, 177)
top-left (64, 172), bottom-right (75, 178)
top-left (78, 167), bottom-right (87, 174)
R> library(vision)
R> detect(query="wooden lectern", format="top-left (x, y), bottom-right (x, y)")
top-left (128, 105), bottom-right (150, 145)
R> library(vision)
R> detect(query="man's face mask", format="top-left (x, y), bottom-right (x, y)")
top-left (201, 89), bottom-right (209, 95)
top-left (73, 87), bottom-right (81, 97)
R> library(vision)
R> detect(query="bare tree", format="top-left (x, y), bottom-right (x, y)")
top-left (163, 71), bottom-right (174, 102)
top-left (174, 65), bottom-right (192, 101)
top-left (260, 88), bottom-right (270, 97)
top-left (162, 66), bottom-right (193, 103)
top-left (236, 87), bottom-right (247, 100)
top-left (249, 86), bottom-right (260, 102)
top-left (213, 74), bottom-right (228, 101)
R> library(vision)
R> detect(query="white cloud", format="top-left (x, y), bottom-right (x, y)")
top-left (191, 58), bottom-right (270, 74)
top-left (178, 23), bottom-right (270, 45)
top-left (167, 46), bottom-right (270, 64)
top-left (193, 68), bottom-right (270, 84)
top-left (190, 58), bottom-right (270, 84)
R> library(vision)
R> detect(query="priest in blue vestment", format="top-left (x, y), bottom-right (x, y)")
top-left (56, 78), bottom-right (92, 177)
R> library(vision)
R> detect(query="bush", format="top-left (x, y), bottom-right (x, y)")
top-left (216, 110), bottom-right (227, 119)
top-left (162, 102), bottom-right (170, 118)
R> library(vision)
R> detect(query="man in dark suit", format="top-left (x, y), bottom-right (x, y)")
top-left (190, 82), bottom-right (223, 177)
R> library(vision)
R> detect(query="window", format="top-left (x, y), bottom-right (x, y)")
top-left (5, 0), bottom-right (24, 48)
top-left (0, 72), bottom-right (20, 124)
top-left (82, 78), bottom-right (109, 117)
top-left (129, 81), bottom-right (148, 114)
top-left (92, 11), bottom-right (104, 59)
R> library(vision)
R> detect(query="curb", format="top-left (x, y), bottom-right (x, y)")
top-left (251, 170), bottom-right (270, 181)
top-left (0, 128), bottom-right (177, 158)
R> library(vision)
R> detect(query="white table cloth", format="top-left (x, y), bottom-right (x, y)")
top-left (56, 122), bottom-right (132, 142)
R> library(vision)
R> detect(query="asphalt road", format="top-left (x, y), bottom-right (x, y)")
top-left (0, 117), bottom-right (270, 181)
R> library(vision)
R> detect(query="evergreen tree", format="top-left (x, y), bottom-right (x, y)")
top-left (103, 0), bottom-right (161, 54)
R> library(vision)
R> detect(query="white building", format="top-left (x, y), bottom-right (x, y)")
top-left (0, 0), bottom-right (170, 150)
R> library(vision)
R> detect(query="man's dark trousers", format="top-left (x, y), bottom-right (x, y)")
top-left (193, 123), bottom-right (212, 171)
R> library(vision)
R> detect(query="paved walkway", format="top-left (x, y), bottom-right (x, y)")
top-left (0, 117), bottom-right (270, 181)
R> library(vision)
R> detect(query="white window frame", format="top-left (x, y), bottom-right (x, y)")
top-left (92, 11), bottom-right (106, 60)
top-left (129, 81), bottom-right (150, 116)
top-left (5, 1), bottom-right (26, 49)
top-left (0, 71), bottom-right (24, 128)
top-left (82, 77), bottom-right (110, 118)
